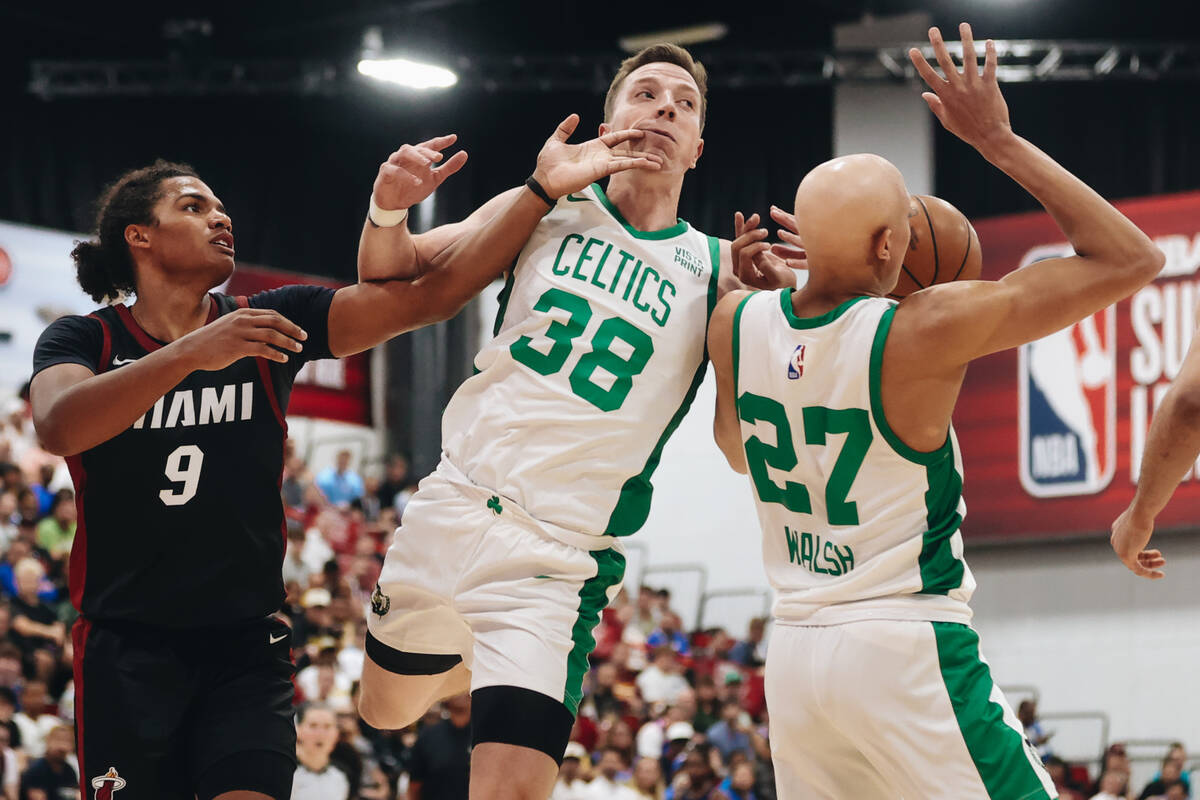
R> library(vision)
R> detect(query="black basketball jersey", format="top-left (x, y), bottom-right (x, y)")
top-left (32, 287), bottom-right (335, 628)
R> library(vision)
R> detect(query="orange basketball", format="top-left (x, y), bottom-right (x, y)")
top-left (889, 194), bottom-right (982, 300)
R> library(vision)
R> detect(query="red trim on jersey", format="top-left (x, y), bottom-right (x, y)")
top-left (235, 295), bottom-right (249, 309)
top-left (86, 313), bottom-right (113, 371)
top-left (112, 293), bottom-right (220, 352)
top-left (66, 454), bottom-right (88, 611)
top-left (72, 617), bottom-right (93, 799)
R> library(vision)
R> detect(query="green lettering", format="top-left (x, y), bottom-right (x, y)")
top-left (823, 541), bottom-right (842, 576)
top-left (785, 526), bottom-right (801, 564)
top-left (811, 534), bottom-right (830, 574)
top-left (590, 243), bottom-right (613, 290)
top-left (632, 265), bottom-right (658, 312)
top-left (800, 532), bottom-right (814, 570)
top-left (836, 545), bottom-right (855, 574)
top-left (572, 237), bottom-right (603, 282)
top-left (552, 234), bottom-right (584, 276)
top-left (622, 261), bottom-right (643, 302)
top-left (608, 250), bottom-right (636, 294)
top-left (651, 279), bottom-right (675, 327)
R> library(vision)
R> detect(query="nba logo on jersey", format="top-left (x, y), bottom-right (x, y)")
top-left (787, 344), bottom-right (806, 380)
top-left (1017, 246), bottom-right (1116, 497)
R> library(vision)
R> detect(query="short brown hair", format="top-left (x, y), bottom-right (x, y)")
top-left (604, 43), bottom-right (708, 131)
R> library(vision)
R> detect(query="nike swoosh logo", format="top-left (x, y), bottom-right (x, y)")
top-left (565, 193), bottom-right (589, 203)
top-left (112, 356), bottom-right (139, 366)
top-left (269, 632), bottom-right (287, 644)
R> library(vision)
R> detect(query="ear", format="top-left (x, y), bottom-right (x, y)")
top-left (598, 121), bottom-right (611, 138)
top-left (689, 138), bottom-right (704, 170)
top-left (124, 223), bottom-right (152, 251)
top-left (871, 226), bottom-right (893, 264)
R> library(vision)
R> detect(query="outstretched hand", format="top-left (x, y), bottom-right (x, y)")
top-left (1110, 507), bottom-right (1166, 580)
top-left (730, 208), bottom-right (804, 291)
top-left (372, 134), bottom-right (469, 212)
top-left (908, 24), bottom-right (1013, 154)
top-left (532, 114), bottom-right (664, 200)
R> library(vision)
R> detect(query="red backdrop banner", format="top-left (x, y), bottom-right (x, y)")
top-left (956, 191), bottom-right (1200, 540)
top-left (225, 264), bottom-right (371, 427)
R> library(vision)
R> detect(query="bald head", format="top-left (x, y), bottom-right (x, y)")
top-left (794, 154), bottom-right (911, 291)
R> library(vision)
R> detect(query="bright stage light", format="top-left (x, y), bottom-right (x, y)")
top-left (357, 58), bottom-right (457, 89)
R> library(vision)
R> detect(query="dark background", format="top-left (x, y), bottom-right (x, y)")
top-left (4, 0), bottom-right (1198, 466)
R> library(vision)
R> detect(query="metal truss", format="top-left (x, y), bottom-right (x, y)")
top-left (29, 40), bottom-right (1200, 99)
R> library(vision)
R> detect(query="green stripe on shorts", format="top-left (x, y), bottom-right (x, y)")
top-left (563, 548), bottom-right (625, 715)
top-left (933, 622), bottom-right (1053, 800)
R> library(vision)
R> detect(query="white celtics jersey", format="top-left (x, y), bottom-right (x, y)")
top-left (733, 289), bottom-right (975, 624)
top-left (442, 182), bottom-right (719, 540)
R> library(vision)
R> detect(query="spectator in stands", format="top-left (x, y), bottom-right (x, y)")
top-left (633, 587), bottom-right (659, 638)
top-left (7, 560), bottom-right (63, 658)
top-left (586, 746), bottom-right (636, 800)
top-left (667, 743), bottom-right (726, 800)
top-left (629, 756), bottom-right (665, 800)
top-left (0, 647), bottom-right (21, 696)
top-left (293, 702), bottom-right (350, 800)
top-left (375, 454), bottom-right (411, 512)
top-left (33, 491), bottom-right (74, 561)
top-left (705, 701), bottom-right (752, 763)
top-left (18, 723), bottom-right (76, 800)
top-left (0, 540), bottom-right (31, 598)
top-left (315, 450), bottom-right (365, 508)
top-left (1018, 698), bottom-right (1054, 759)
top-left (0, 686), bottom-right (21, 755)
top-left (1, 722), bottom-right (18, 800)
top-left (637, 647), bottom-right (690, 705)
top-left (1045, 755), bottom-right (1085, 800)
top-left (14, 490), bottom-right (38, 528)
top-left (13, 679), bottom-right (62, 759)
top-left (691, 676), bottom-right (720, 732)
top-left (647, 612), bottom-right (689, 657)
top-left (552, 741), bottom-right (590, 800)
top-left (727, 618), bottom-right (766, 668)
top-left (282, 455), bottom-right (311, 512)
top-left (29, 465), bottom-right (55, 519)
top-left (660, 722), bottom-right (695, 783)
top-left (1150, 744), bottom-right (1192, 796)
top-left (718, 762), bottom-right (756, 800)
top-left (1091, 766), bottom-right (1133, 800)
top-left (408, 693), bottom-right (471, 800)
top-left (1141, 757), bottom-right (1188, 800)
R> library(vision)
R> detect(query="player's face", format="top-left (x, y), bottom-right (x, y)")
top-left (138, 177), bottom-right (236, 288)
top-left (602, 63), bottom-right (704, 175)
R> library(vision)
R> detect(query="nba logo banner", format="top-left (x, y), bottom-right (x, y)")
top-left (1017, 246), bottom-right (1117, 498)
top-left (787, 344), bottom-right (806, 380)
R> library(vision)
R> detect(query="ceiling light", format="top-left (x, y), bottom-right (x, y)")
top-left (357, 58), bottom-right (457, 89)
top-left (618, 23), bottom-right (728, 54)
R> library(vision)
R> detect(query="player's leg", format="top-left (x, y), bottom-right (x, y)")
top-left (764, 623), bottom-right (894, 800)
top-left (360, 466), bottom-right (482, 729)
top-left (190, 617), bottom-right (299, 800)
top-left (834, 620), bottom-right (1057, 800)
top-left (73, 618), bottom-right (194, 800)
top-left (460, 518), bottom-right (626, 800)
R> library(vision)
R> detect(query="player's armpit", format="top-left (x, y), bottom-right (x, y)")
top-left (708, 291), bottom-right (751, 473)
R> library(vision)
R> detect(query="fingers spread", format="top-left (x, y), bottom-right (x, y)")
top-left (909, 48), bottom-right (943, 90)
top-left (419, 133), bottom-right (458, 151)
top-left (959, 22), bottom-right (978, 78)
top-left (983, 39), bottom-right (998, 84)
top-left (433, 150), bottom-right (469, 183)
top-left (600, 128), bottom-right (648, 148)
top-left (929, 26), bottom-right (961, 84)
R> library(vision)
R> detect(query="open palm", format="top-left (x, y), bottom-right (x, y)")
top-left (532, 114), bottom-right (664, 200)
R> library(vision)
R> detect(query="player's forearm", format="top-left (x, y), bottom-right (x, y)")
top-left (981, 133), bottom-right (1162, 281)
top-left (34, 345), bottom-right (203, 456)
top-left (358, 219), bottom-right (424, 282)
top-left (1129, 383), bottom-right (1200, 522)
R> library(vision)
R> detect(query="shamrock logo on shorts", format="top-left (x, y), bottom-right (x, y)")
top-left (487, 495), bottom-right (503, 515)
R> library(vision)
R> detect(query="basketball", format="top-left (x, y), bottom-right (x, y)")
top-left (888, 194), bottom-right (982, 299)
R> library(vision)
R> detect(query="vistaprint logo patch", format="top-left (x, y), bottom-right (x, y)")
top-left (673, 247), bottom-right (706, 277)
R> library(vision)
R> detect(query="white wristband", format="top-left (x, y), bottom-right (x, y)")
top-left (368, 196), bottom-right (409, 228)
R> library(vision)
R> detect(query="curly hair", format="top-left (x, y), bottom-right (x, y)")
top-left (71, 160), bottom-right (198, 303)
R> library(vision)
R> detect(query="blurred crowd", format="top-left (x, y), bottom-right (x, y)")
top-left (3, 384), bottom-right (1198, 800)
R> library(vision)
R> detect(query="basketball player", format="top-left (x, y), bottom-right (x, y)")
top-left (29, 124), bottom-right (659, 800)
top-left (707, 24), bottom-right (1162, 799)
top-left (357, 44), bottom-right (794, 800)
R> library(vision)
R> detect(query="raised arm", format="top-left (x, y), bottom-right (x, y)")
top-left (894, 24), bottom-right (1163, 368)
top-left (328, 115), bottom-right (665, 357)
top-left (1109, 310), bottom-right (1200, 579)
top-left (708, 290), bottom-right (752, 473)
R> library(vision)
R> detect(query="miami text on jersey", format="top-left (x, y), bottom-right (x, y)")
top-left (131, 382), bottom-right (254, 430)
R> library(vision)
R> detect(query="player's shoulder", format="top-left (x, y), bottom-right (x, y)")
top-left (37, 310), bottom-right (109, 344)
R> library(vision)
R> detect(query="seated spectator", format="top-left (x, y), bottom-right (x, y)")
top-left (375, 454), bottom-right (410, 512)
top-left (552, 741), bottom-right (590, 800)
top-left (1142, 757), bottom-right (1188, 800)
top-left (1149, 744), bottom-right (1192, 796)
top-left (659, 722), bottom-right (695, 782)
top-left (691, 677), bottom-right (719, 733)
top-left (315, 450), bottom-right (365, 508)
top-left (8, 560), bottom-right (64, 658)
top-left (408, 694), bottom-right (472, 800)
top-left (0, 492), bottom-right (18, 551)
top-left (586, 746), bottom-right (637, 800)
top-left (282, 455), bottom-right (312, 512)
top-left (293, 702), bottom-right (351, 800)
top-left (282, 520), bottom-right (313, 588)
top-left (637, 647), bottom-right (689, 706)
top-left (18, 723), bottom-right (76, 800)
top-left (647, 613), bottom-right (689, 658)
top-left (13, 679), bottom-right (62, 759)
top-left (1018, 699), bottom-right (1054, 759)
top-left (1045, 755), bottom-right (1085, 800)
top-left (628, 756), bottom-right (665, 800)
top-left (30, 465), bottom-right (56, 518)
top-left (0, 686), bottom-right (22, 753)
top-left (34, 490), bottom-right (75, 561)
top-left (1091, 767), bottom-right (1132, 800)
top-left (705, 701), bottom-right (752, 763)
top-left (666, 743), bottom-right (726, 800)
top-left (727, 619), bottom-right (766, 669)
top-left (718, 762), bottom-right (757, 800)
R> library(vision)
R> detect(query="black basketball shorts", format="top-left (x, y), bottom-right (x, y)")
top-left (72, 615), bottom-right (298, 800)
